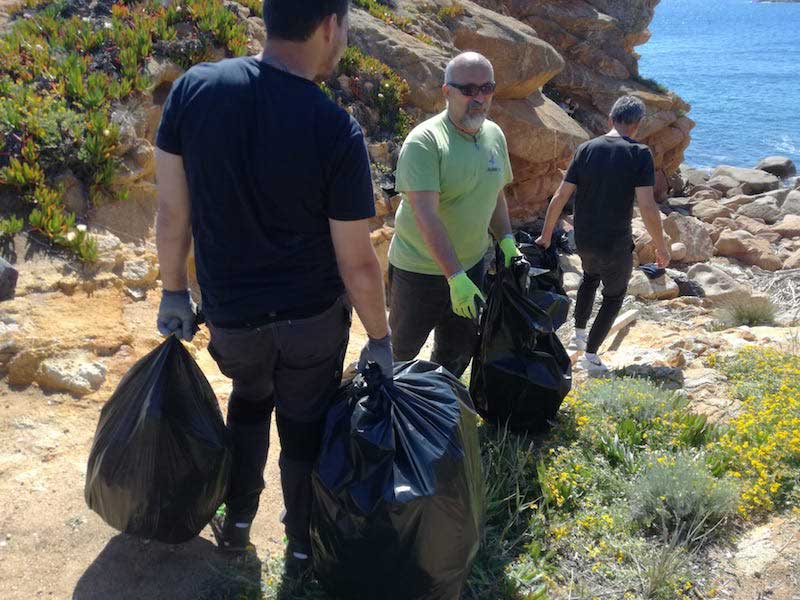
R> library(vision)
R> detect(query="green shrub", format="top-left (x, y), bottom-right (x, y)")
top-left (352, 0), bottom-right (413, 33)
top-left (0, 215), bottom-right (24, 236)
top-left (629, 453), bottom-right (739, 545)
top-left (632, 73), bottom-right (670, 94)
top-left (337, 46), bottom-right (411, 138)
top-left (437, 1), bottom-right (466, 20)
top-left (714, 298), bottom-right (777, 328)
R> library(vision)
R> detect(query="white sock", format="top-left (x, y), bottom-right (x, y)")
top-left (235, 522), bottom-right (250, 529)
top-left (574, 328), bottom-right (587, 339)
top-left (584, 352), bottom-right (599, 362)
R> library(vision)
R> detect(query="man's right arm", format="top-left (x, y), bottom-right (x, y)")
top-left (329, 218), bottom-right (389, 340)
top-left (635, 186), bottom-right (671, 268)
top-left (536, 180), bottom-right (576, 248)
top-left (406, 191), bottom-right (462, 278)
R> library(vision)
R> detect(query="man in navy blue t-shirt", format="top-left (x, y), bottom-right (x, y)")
top-left (155, 0), bottom-right (392, 573)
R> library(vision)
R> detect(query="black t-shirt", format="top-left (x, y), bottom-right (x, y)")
top-left (156, 57), bottom-right (375, 325)
top-left (564, 135), bottom-right (655, 254)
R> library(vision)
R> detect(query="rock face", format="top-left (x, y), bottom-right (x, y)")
top-left (355, 0), bottom-right (691, 219)
top-left (470, 0), bottom-right (693, 189)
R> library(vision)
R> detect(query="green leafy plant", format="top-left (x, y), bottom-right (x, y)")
top-left (0, 215), bottom-right (24, 236)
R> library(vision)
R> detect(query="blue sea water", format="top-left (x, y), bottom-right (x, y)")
top-left (638, 0), bottom-right (800, 169)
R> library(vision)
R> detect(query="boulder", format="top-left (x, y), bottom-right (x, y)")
top-left (720, 194), bottom-right (757, 210)
top-left (670, 242), bottom-right (687, 262)
top-left (446, 1), bottom-right (565, 100)
top-left (784, 249), bottom-right (800, 269)
top-left (736, 196), bottom-right (782, 225)
top-left (36, 354), bottom-right (107, 397)
top-left (491, 92), bottom-right (589, 163)
top-left (707, 175), bottom-right (739, 195)
top-left (54, 170), bottom-right (88, 216)
top-left (120, 258), bottom-right (159, 287)
top-left (370, 226), bottom-right (393, 284)
top-left (90, 181), bottom-right (158, 242)
top-left (754, 156), bottom-right (796, 179)
top-left (690, 189), bottom-right (723, 202)
top-left (734, 215), bottom-right (770, 235)
top-left (0, 257), bottom-right (18, 301)
top-left (627, 270), bottom-right (679, 301)
top-left (691, 199), bottom-right (732, 223)
top-left (686, 263), bottom-right (753, 306)
top-left (711, 165), bottom-right (781, 195)
top-left (769, 214), bottom-right (800, 238)
top-left (563, 271), bottom-right (582, 292)
top-left (349, 9), bottom-right (449, 113)
top-left (662, 213), bottom-right (714, 263)
top-left (714, 230), bottom-right (782, 271)
top-left (681, 165), bottom-right (710, 194)
top-left (782, 190), bottom-right (800, 216)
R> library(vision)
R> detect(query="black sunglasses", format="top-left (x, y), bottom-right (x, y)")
top-left (447, 81), bottom-right (497, 97)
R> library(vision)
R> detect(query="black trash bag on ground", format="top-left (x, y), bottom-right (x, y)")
top-left (85, 336), bottom-right (232, 544)
top-left (471, 256), bottom-right (572, 433)
top-left (311, 361), bottom-right (485, 600)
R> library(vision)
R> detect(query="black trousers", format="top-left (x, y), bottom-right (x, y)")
top-left (207, 297), bottom-right (351, 545)
top-left (574, 249), bottom-right (633, 354)
top-left (388, 261), bottom-right (486, 378)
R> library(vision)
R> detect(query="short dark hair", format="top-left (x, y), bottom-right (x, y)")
top-left (263, 0), bottom-right (350, 42)
top-left (610, 95), bottom-right (646, 125)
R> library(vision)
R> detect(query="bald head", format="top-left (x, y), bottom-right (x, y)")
top-left (444, 52), bottom-right (494, 85)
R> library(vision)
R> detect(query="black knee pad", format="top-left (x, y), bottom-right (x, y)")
top-left (276, 414), bottom-right (324, 462)
top-left (227, 392), bottom-right (274, 425)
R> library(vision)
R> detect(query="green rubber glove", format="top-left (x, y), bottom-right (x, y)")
top-left (447, 272), bottom-right (485, 319)
top-left (499, 235), bottom-right (522, 268)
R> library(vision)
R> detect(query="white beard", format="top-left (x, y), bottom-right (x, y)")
top-left (459, 112), bottom-right (486, 131)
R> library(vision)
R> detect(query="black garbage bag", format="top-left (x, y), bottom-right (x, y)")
top-left (528, 288), bottom-right (570, 332)
top-left (471, 256), bottom-right (572, 433)
top-left (311, 361), bottom-right (485, 600)
top-left (85, 336), bottom-right (232, 544)
top-left (515, 231), bottom-right (567, 297)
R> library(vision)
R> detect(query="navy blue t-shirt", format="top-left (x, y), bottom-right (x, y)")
top-left (564, 135), bottom-right (655, 254)
top-left (156, 57), bottom-right (375, 325)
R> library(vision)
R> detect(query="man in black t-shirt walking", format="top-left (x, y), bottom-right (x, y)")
top-left (154, 0), bottom-right (392, 573)
top-left (536, 95), bottom-right (670, 374)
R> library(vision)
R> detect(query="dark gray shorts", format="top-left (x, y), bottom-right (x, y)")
top-left (207, 296), bottom-right (352, 422)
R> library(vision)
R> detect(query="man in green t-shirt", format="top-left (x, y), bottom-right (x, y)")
top-left (387, 51), bottom-right (521, 377)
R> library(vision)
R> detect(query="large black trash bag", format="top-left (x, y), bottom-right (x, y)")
top-left (471, 256), bottom-right (572, 433)
top-left (513, 230), bottom-right (570, 329)
top-left (85, 335), bottom-right (232, 544)
top-left (515, 230), bottom-right (567, 297)
top-left (311, 361), bottom-right (485, 600)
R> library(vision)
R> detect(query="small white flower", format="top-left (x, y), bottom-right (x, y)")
top-left (77, 224), bottom-right (87, 232)
top-left (103, 21), bottom-right (112, 29)
top-left (82, 16), bottom-right (90, 22)
top-left (66, 231), bottom-right (77, 242)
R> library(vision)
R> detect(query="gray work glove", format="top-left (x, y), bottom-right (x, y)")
top-left (357, 334), bottom-right (393, 380)
top-left (157, 289), bottom-right (198, 342)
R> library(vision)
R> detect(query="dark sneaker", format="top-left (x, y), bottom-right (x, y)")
top-left (210, 513), bottom-right (253, 553)
top-left (283, 539), bottom-right (313, 580)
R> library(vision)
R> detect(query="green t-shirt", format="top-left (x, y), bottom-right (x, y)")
top-left (389, 111), bottom-right (513, 275)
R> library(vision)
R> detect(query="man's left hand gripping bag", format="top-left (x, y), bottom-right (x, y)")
top-left (84, 336), bottom-right (232, 543)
